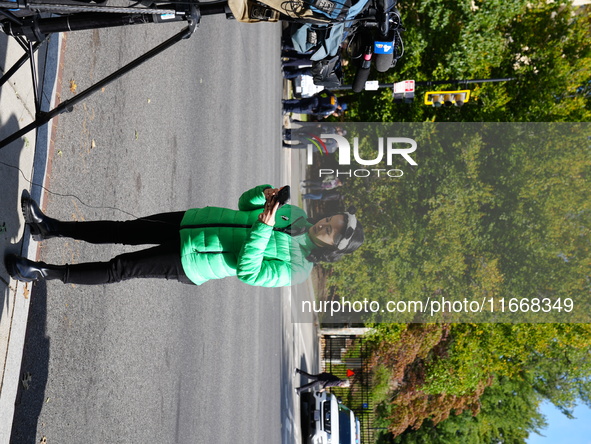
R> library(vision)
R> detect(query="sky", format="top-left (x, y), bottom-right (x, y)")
top-left (527, 402), bottom-right (591, 444)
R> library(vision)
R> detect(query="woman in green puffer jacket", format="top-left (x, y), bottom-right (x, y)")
top-left (5, 185), bottom-right (364, 287)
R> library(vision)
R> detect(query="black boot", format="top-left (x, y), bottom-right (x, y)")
top-left (4, 255), bottom-right (66, 282)
top-left (21, 193), bottom-right (60, 240)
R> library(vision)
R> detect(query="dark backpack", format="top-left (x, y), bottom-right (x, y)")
top-left (310, 55), bottom-right (343, 88)
top-left (306, 0), bottom-right (352, 21)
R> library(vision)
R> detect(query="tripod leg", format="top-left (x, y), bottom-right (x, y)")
top-left (0, 41), bottom-right (41, 89)
top-left (0, 24), bottom-right (195, 150)
top-left (28, 40), bottom-right (41, 115)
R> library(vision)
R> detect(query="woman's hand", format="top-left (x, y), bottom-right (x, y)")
top-left (264, 187), bottom-right (279, 201)
top-left (260, 186), bottom-right (288, 226)
top-left (259, 199), bottom-right (280, 226)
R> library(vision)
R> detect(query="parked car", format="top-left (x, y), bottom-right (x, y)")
top-left (303, 390), bottom-right (360, 444)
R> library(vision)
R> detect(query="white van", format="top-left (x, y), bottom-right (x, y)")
top-left (305, 390), bottom-right (360, 444)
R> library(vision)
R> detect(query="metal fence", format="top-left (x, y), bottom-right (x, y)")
top-left (321, 334), bottom-right (377, 444)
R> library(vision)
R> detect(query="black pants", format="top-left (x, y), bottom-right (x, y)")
top-left (295, 369), bottom-right (325, 393)
top-left (51, 212), bottom-right (193, 285)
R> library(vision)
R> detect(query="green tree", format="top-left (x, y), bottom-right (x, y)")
top-left (318, 1), bottom-right (591, 440)
top-left (384, 375), bottom-right (547, 444)
top-left (366, 323), bottom-right (591, 439)
top-left (325, 123), bottom-right (591, 323)
top-left (344, 0), bottom-right (591, 122)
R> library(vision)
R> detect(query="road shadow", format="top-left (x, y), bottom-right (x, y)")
top-left (1, 24), bottom-right (32, 292)
top-left (0, 122), bottom-right (49, 444)
top-left (9, 279), bottom-right (49, 444)
top-left (0, 31), bottom-right (8, 105)
top-left (0, 32), bottom-right (31, 152)
top-left (0, 128), bottom-right (25, 327)
top-left (296, 356), bottom-right (312, 444)
top-left (281, 313), bottom-right (316, 444)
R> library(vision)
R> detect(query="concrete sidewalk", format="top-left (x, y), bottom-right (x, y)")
top-left (0, 31), bottom-right (62, 443)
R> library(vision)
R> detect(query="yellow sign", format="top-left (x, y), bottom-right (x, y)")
top-left (424, 90), bottom-right (471, 107)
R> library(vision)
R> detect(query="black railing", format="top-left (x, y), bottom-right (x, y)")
top-left (322, 335), bottom-right (376, 444)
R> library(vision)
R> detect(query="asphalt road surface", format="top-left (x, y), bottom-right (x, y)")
top-left (10, 12), bottom-right (294, 444)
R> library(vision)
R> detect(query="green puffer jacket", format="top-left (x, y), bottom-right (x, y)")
top-left (179, 184), bottom-right (316, 287)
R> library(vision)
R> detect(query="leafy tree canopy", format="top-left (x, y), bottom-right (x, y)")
top-left (344, 0), bottom-right (591, 122)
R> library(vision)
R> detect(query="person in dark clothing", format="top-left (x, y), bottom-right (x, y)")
top-left (301, 178), bottom-right (343, 192)
top-left (303, 190), bottom-right (343, 201)
top-left (282, 90), bottom-right (344, 118)
top-left (281, 53), bottom-right (314, 79)
top-left (294, 369), bottom-right (350, 395)
top-left (282, 58), bottom-right (313, 69)
top-left (282, 67), bottom-right (313, 80)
